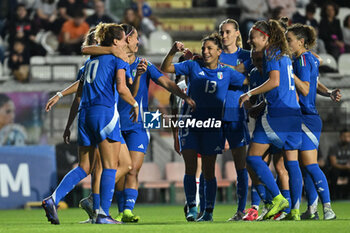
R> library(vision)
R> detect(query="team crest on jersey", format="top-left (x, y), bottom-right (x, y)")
top-left (132, 69), bottom-right (137, 77)
top-left (217, 72), bottom-right (223, 80)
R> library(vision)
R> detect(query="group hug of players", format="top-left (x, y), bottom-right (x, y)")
top-left (41, 16), bottom-right (342, 224)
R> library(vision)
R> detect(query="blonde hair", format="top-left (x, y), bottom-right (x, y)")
top-left (219, 19), bottom-right (243, 48)
top-left (82, 27), bottom-right (97, 47)
top-left (95, 23), bottom-right (124, 46)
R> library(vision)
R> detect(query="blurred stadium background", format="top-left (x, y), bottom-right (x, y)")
top-left (0, 0), bottom-right (350, 210)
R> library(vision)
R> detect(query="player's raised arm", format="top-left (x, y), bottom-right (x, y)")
top-left (116, 68), bottom-right (139, 122)
top-left (160, 41), bottom-right (185, 73)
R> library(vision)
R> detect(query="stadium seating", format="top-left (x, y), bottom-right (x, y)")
top-left (165, 162), bottom-right (185, 203)
top-left (147, 0), bottom-right (192, 8)
top-left (138, 162), bottom-right (170, 203)
top-left (148, 29), bottom-right (173, 54)
top-left (139, 162), bottom-right (170, 189)
top-left (319, 53), bottom-right (338, 71)
top-left (338, 54), bottom-right (350, 76)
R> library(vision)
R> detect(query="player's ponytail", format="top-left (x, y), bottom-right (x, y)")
top-left (202, 32), bottom-right (223, 50)
top-left (287, 23), bottom-right (317, 50)
top-left (95, 23), bottom-right (125, 46)
top-left (219, 19), bottom-right (243, 48)
top-left (267, 19), bottom-right (290, 59)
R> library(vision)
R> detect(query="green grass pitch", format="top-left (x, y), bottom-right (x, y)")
top-left (1, 202), bottom-right (350, 233)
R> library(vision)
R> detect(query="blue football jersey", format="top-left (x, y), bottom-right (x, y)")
top-left (76, 65), bottom-right (86, 81)
top-left (174, 60), bottom-right (246, 121)
top-left (249, 67), bottom-right (265, 104)
top-left (263, 51), bottom-right (301, 117)
top-left (292, 52), bottom-right (319, 115)
top-left (219, 47), bottom-right (250, 121)
top-left (80, 54), bottom-right (129, 109)
top-left (118, 57), bottom-right (163, 130)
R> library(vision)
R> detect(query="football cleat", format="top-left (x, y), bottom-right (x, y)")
top-left (227, 210), bottom-right (245, 221)
top-left (95, 215), bottom-right (123, 224)
top-left (323, 207), bottom-right (336, 220)
top-left (79, 195), bottom-right (96, 223)
top-left (115, 212), bottom-right (124, 222)
top-left (196, 211), bottom-right (213, 222)
top-left (274, 211), bottom-right (288, 221)
top-left (243, 208), bottom-right (259, 221)
top-left (122, 209), bottom-right (140, 223)
top-left (186, 206), bottom-right (198, 222)
top-left (264, 194), bottom-right (289, 220)
top-left (42, 196), bottom-right (60, 225)
top-left (300, 209), bottom-right (319, 220)
top-left (284, 209), bottom-right (301, 221)
top-left (257, 204), bottom-right (271, 221)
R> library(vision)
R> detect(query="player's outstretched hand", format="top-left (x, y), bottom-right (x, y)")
top-left (45, 95), bottom-right (60, 112)
top-left (185, 97), bottom-right (196, 111)
top-left (239, 93), bottom-right (250, 108)
top-left (171, 41), bottom-right (185, 54)
top-left (137, 59), bottom-right (148, 76)
top-left (330, 89), bottom-right (341, 102)
top-left (63, 128), bottom-right (71, 144)
top-left (129, 105), bottom-right (139, 123)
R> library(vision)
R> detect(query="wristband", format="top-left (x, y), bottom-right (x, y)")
top-left (327, 90), bottom-right (332, 96)
top-left (247, 91), bottom-right (252, 97)
top-left (56, 92), bottom-right (63, 98)
top-left (133, 102), bottom-right (139, 107)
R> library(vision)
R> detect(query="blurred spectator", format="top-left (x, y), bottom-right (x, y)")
top-left (33, 0), bottom-right (58, 32)
top-left (0, 94), bottom-right (27, 145)
top-left (237, 0), bottom-right (268, 47)
top-left (343, 15), bottom-right (350, 53)
top-left (59, 10), bottom-right (89, 55)
top-left (130, 1), bottom-right (156, 36)
top-left (328, 128), bottom-right (350, 199)
top-left (123, 8), bottom-right (141, 35)
top-left (4, 3), bottom-right (46, 56)
top-left (267, 0), bottom-right (297, 19)
top-left (54, 0), bottom-right (87, 34)
top-left (311, 29), bottom-right (327, 54)
top-left (292, 3), bottom-right (318, 29)
top-left (8, 39), bottom-right (30, 82)
top-left (295, 0), bottom-right (310, 8)
top-left (319, 1), bottom-right (344, 59)
top-left (270, 6), bottom-right (284, 20)
top-left (86, 0), bottom-right (115, 27)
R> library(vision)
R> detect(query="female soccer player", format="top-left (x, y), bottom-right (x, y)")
top-left (42, 23), bottom-right (139, 225)
top-left (239, 20), bottom-right (302, 220)
top-left (161, 34), bottom-right (247, 222)
top-left (286, 23), bottom-right (336, 220)
top-left (218, 19), bottom-right (250, 221)
top-left (81, 24), bottom-right (196, 223)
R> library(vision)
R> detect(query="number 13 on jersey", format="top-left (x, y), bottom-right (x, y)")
top-left (205, 80), bottom-right (217, 93)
